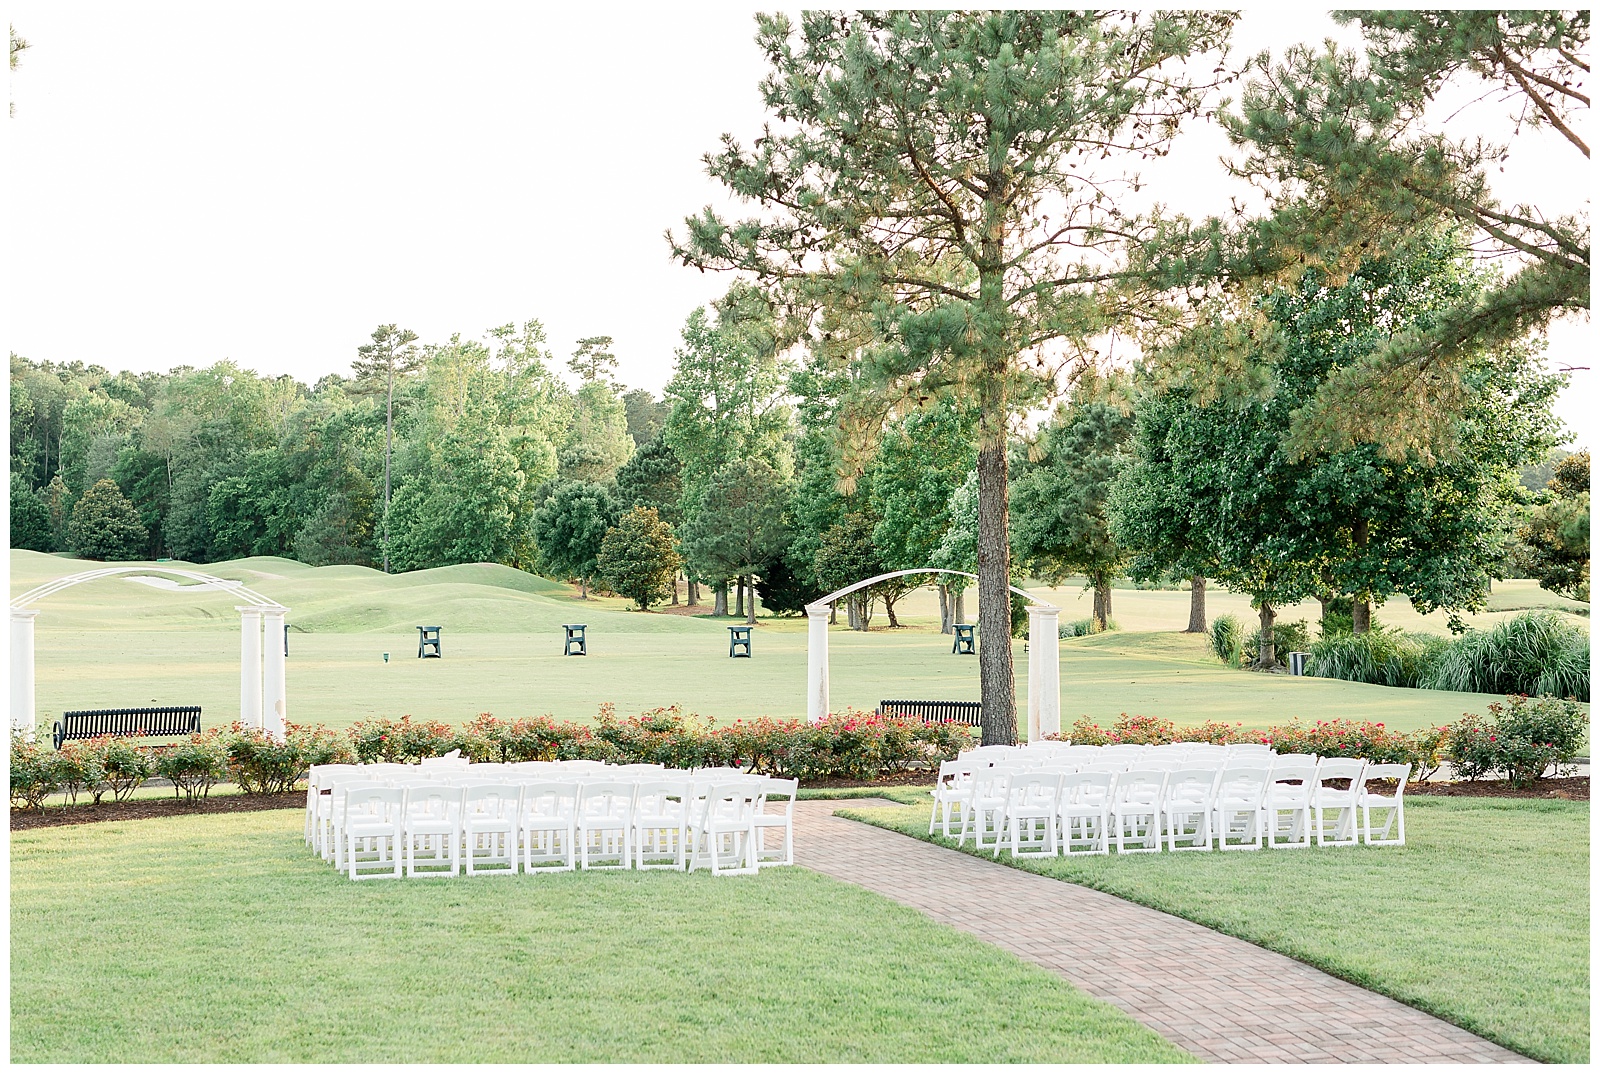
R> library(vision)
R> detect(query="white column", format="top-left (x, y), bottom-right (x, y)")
top-left (262, 608), bottom-right (288, 740)
top-left (238, 607), bottom-right (263, 730)
top-left (805, 602), bottom-right (830, 725)
top-left (1031, 605), bottom-right (1061, 740)
top-left (10, 608), bottom-right (39, 740)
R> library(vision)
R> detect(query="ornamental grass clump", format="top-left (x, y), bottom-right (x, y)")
top-left (1419, 612), bottom-right (1590, 701)
top-left (1305, 629), bottom-right (1448, 688)
top-left (1209, 614), bottom-right (1243, 665)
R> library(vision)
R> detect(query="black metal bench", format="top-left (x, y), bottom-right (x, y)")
top-left (878, 700), bottom-right (983, 726)
top-left (52, 707), bottom-right (202, 749)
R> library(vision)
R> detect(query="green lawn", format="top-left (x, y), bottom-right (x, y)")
top-left (841, 793), bottom-right (1591, 1064)
top-left (9, 809), bottom-right (1189, 1064)
top-left (16, 550), bottom-right (1582, 733)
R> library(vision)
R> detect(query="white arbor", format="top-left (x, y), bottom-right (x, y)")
top-left (9, 567), bottom-right (291, 741)
top-left (805, 569), bottom-right (1061, 741)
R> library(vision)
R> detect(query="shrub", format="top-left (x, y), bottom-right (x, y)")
top-left (1243, 619), bottom-right (1311, 667)
top-left (1060, 618), bottom-right (1120, 638)
top-left (66, 478), bottom-right (149, 560)
top-left (596, 705), bottom-right (721, 770)
top-left (95, 736), bottom-right (153, 801)
top-left (1446, 695), bottom-right (1590, 787)
top-left (1419, 611), bottom-right (1590, 701)
top-left (596, 506), bottom-right (683, 611)
top-left (349, 715), bottom-right (463, 764)
top-left (1209, 614), bottom-right (1243, 665)
top-left (9, 734), bottom-right (60, 809)
top-left (155, 731), bottom-right (229, 801)
top-left (223, 724), bottom-right (339, 794)
top-left (54, 738), bottom-right (108, 805)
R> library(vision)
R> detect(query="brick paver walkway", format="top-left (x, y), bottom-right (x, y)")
top-left (794, 800), bottom-right (1522, 1064)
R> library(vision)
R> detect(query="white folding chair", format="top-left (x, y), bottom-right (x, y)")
top-left (1312, 758), bottom-right (1366, 847)
top-left (461, 783), bottom-right (521, 875)
top-left (928, 760), bottom-right (980, 837)
top-left (958, 767), bottom-right (1013, 852)
top-left (1212, 764), bottom-right (1271, 850)
top-left (345, 786), bottom-right (405, 880)
top-left (403, 784), bottom-right (464, 877)
top-left (329, 778), bottom-right (387, 869)
top-left (1001, 771), bottom-right (1062, 858)
top-left (576, 781), bottom-right (636, 869)
top-left (632, 780), bottom-right (690, 870)
top-left (752, 777), bottom-right (799, 867)
top-left (688, 782), bottom-right (760, 876)
top-left (1359, 763), bottom-right (1411, 846)
top-left (1057, 770), bottom-right (1115, 855)
top-left (306, 764), bottom-right (358, 849)
top-left (1111, 768), bottom-right (1166, 853)
top-left (520, 781), bottom-right (579, 872)
top-left (1162, 767), bottom-right (1219, 851)
top-left (1265, 760), bottom-right (1315, 848)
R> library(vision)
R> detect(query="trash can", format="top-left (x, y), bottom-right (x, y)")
top-left (1288, 651), bottom-right (1310, 676)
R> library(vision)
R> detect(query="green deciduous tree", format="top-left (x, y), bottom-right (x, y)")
top-left (681, 457), bottom-right (791, 624)
top-left (1011, 388), bottom-right (1134, 631)
top-left (1517, 450), bottom-right (1591, 601)
top-left (671, 11), bottom-right (1236, 742)
top-left (10, 475), bottom-right (52, 551)
top-left (812, 510), bottom-right (884, 631)
top-left (67, 479), bottom-right (149, 561)
top-left (622, 388), bottom-right (672, 448)
top-left (532, 480), bottom-right (619, 598)
top-left (598, 506), bottom-right (683, 611)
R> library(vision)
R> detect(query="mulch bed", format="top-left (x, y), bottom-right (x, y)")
top-left (802, 772), bottom-right (938, 789)
top-left (11, 791), bottom-right (304, 831)
top-left (1409, 776), bottom-right (1589, 801)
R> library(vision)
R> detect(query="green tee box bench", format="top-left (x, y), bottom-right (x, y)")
top-left (878, 700), bottom-right (982, 726)
top-left (52, 707), bottom-right (202, 749)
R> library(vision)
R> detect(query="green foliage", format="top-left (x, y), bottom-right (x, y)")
top-left (155, 731), bottom-right (230, 801)
top-left (614, 437), bottom-right (683, 526)
top-left (559, 378), bottom-right (633, 484)
top-left (292, 492), bottom-right (371, 567)
top-left (1306, 629), bottom-right (1449, 689)
top-left (66, 478), bottom-right (149, 560)
top-left (1061, 618), bottom-right (1119, 639)
top-left (1516, 450), bottom-right (1590, 601)
top-left (1208, 615), bottom-right (1243, 666)
top-left (869, 401), bottom-right (976, 575)
top-left (1419, 612), bottom-right (1590, 701)
top-left (533, 480), bottom-right (620, 592)
top-left (812, 511), bottom-right (884, 628)
top-left (680, 457), bottom-right (790, 593)
top-left (9, 475), bottom-right (53, 551)
top-left (96, 736), bottom-right (154, 801)
top-left (8, 733), bottom-right (59, 809)
top-left (597, 506), bottom-right (683, 611)
top-left (753, 553), bottom-right (821, 616)
top-left (621, 388), bottom-right (672, 449)
top-left (1242, 619), bottom-right (1311, 664)
top-left (53, 738), bottom-right (108, 804)
top-left (1445, 695), bottom-right (1589, 788)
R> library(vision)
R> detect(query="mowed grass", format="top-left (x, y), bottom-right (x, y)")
top-left (841, 794), bottom-right (1591, 1063)
top-left (9, 811), bottom-right (1188, 1065)
top-left (16, 550), bottom-right (1573, 732)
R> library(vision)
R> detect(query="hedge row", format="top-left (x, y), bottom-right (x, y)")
top-left (9, 706), bottom-right (975, 809)
top-left (1048, 696), bottom-right (1588, 787)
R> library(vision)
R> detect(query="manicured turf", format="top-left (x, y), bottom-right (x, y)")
top-left (16, 550), bottom-right (1583, 732)
top-left (841, 793), bottom-right (1591, 1064)
top-left (9, 811), bottom-right (1189, 1064)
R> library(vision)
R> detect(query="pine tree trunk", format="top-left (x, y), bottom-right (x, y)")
top-left (938, 585), bottom-right (952, 633)
top-left (1352, 597), bottom-right (1372, 634)
top-left (746, 576), bottom-right (757, 625)
top-left (954, 587), bottom-right (966, 625)
top-left (976, 442), bottom-right (1017, 745)
top-left (846, 596), bottom-right (861, 630)
top-left (1185, 574), bottom-right (1207, 633)
top-left (580, 576), bottom-right (588, 599)
top-left (735, 578), bottom-right (745, 619)
top-left (671, 574), bottom-right (680, 606)
top-left (687, 579), bottom-right (699, 606)
top-left (713, 583), bottom-right (728, 617)
top-left (1257, 600), bottom-right (1278, 669)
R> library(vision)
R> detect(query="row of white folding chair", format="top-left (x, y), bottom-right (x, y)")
top-left (337, 775), bottom-right (797, 878)
top-left (943, 758), bottom-right (1409, 856)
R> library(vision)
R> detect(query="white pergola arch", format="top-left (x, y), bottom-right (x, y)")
top-left (804, 568), bottom-right (1060, 740)
top-left (10, 566), bottom-right (291, 742)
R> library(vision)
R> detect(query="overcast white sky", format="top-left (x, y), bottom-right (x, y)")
top-left (5, 3), bottom-right (1592, 441)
